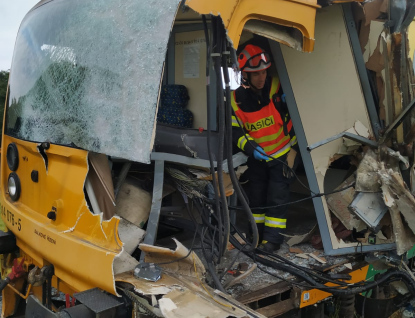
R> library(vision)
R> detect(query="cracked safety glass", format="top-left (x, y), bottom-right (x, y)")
top-left (7, 0), bottom-right (180, 163)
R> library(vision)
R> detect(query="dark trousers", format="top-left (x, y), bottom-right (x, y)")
top-left (246, 154), bottom-right (292, 244)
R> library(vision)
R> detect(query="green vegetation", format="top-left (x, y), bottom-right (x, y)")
top-left (0, 70), bottom-right (9, 132)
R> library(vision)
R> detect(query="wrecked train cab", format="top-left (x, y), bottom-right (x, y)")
top-left (1, 0), bottom-right (415, 317)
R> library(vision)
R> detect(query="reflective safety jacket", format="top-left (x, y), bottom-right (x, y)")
top-left (231, 76), bottom-right (297, 161)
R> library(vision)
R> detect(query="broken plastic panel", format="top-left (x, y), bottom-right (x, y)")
top-left (7, 0), bottom-right (180, 163)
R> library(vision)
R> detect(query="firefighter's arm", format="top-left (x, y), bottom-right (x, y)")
top-left (231, 114), bottom-right (259, 157)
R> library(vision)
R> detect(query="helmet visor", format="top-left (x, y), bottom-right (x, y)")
top-left (246, 52), bottom-right (271, 69)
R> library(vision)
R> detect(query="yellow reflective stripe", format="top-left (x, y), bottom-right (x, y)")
top-left (232, 116), bottom-right (242, 127)
top-left (263, 135), bottom-right (290, 153)
top-left (254, 126), bottom-right (284, 144)
top-left (231, 91), bottom-right (240, 112)
top-left (290, 135), bottom-right (297, 146)
top-left (269, 76), bottom-right (280, 99)
top-left (266, 141), bottom-right (292, 161)
top-left (265, 217), bottom-right (286, 228)
top-left (253, 213), bottom-right (265, 224)
top-left (237, 135), bottom-right (253, 150)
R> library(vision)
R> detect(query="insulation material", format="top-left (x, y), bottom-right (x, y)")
top-left (337, 121), bottom-right (370, 155)
top-left (116, 177), bottom-right (152, 228)
top-left (380, 170), bottom-right (415, 235)
top-left (378, 164), bottom-right (415, 255)
top-left (113, 250), bottom-right (139, 275)
top-left (7, 0), bottom-right (181, 163)
top-left (387, 204), bottom-right (415, 255)
top-left (140, 239), bottom-right (206, 278)
top-left (326, 175), bottom-right (367, 231)
top-left (356, 149), bottom-right (382, 192)
top-left (117, 218), bottom-right (145, 254)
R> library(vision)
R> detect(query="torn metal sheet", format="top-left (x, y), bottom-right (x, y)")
top-left (140, 238), bottom-right (206, 278)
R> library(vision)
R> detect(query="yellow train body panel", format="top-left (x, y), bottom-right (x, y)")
top-left (0, 136), bottom-right (122, 295)
top-left (186, 0), bottom-right (319, 51)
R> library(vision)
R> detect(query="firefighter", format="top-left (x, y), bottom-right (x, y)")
top-left (231, 44), bottom-right (299, 252)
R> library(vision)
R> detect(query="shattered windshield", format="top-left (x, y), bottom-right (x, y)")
top-left (6, 0), bottom-right (180, 163)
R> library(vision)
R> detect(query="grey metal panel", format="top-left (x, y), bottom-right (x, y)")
top-left (343, 3), bottom-right (381, 140)
top-left (324, 243), bottom-right (396, 256)
top-left (269, 41), bottom-right (396, 256)
top-left (307, 131), bottom-right (378, 151)
top-left (142, 160), bottom-right (165, 248)
top-left (402, 2), bottom-right (415, 30)
top-left (73, 288), bottom-right (121, 313)
top-left (150, 151), bottom-right (247, 169)
top-left (151, 152), bottom-right (211, 168)
top-left (349, 192), bottom-right (388, 230)
top-left (26, 295), bottom-right (58, 318)
top-left (269, 40), bottom-right (333, 253)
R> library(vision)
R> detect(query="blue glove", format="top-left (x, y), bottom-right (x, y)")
top-left (253, 146), bottom-right (268, 161)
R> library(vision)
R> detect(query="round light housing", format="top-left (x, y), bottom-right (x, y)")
top-left (8, 173), bottom-right (21, 201)
top-left (6, 143), bottom-right (19, 171)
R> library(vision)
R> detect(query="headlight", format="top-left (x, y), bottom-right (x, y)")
top-left (8, 173), bottom-right (21, 201)
top-left (6, 143), bottom-right (19, 171)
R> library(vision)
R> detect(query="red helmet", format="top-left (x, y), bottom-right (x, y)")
top-left (238, 44), bottom-right (271, 72)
